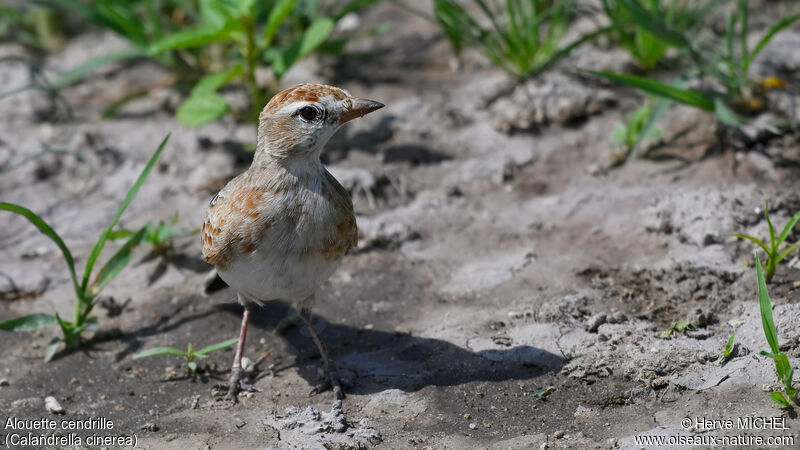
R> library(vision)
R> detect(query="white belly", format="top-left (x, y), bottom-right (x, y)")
top-left (217, 244), bottom-right (342, 303)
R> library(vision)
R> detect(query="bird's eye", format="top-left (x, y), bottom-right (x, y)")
top-left (298, 106), bottom-right (318, 121)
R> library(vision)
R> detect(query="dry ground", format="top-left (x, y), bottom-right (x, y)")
top-left (2, 1), bottom-right (800, 449)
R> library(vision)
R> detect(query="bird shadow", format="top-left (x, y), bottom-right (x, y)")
top-left (219, 302), bottom-right (564, 395)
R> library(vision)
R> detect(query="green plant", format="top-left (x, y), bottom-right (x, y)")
top-left (610, 95), bottom-right (669, 163)
top-left (110, 212), bottom-right (196, 253)
top-left (433, 0), bottom-right (610, 78)
top-left (732, 201), bottom-right (800, 283)
top-left (133, 338), bottom-right (238, 374)
top-left (715, 332), bottom-right (736, 361)
top-left (0, 4), bottom-right (64, 51)
top-left (593, 0), bottom-right (800, 124)
top-left (660, 320), bottom-right (693, 339)
top-left (0, 134), bottom-right (170, 361)
top-left (601, 0), bottom-right (714, 70)
top-left (755, 254), bottom-right (797, 408)
top-left (45, 0), bottom-right (375, 125)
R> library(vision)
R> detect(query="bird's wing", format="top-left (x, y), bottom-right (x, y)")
top-left (323, 169), bottom-right (358, 254)
top-left (201, 180), bottom-right (271, 270)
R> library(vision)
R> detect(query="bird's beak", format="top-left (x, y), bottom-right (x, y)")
top-left (340, 98), bottom-right (385, 125)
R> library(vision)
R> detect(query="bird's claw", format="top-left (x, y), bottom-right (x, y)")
top-left (213, 366), bottom-right (259, 401)
top-left (309, 372), bottom-right (344, 400)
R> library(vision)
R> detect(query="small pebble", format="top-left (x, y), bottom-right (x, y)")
top-left (469, 423), bottom-right (477, 430)
top-left (0, 378), bottom-right (9, 387)
top-left (463, 413), bottom-right (470, 420)
top-left (553, 430), bottom-right (564, 439)
top-left (140, 422), bottom-right (159, 432)
top-left (69, 377), bottom-right (79, 385)
top-left (45, 396), bottom-right (65, 414)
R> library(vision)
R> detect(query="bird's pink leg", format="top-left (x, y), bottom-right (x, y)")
top-left (226, 304), bottom-right (252, 400)
top-left (299, 308), bottom-right (344, 400)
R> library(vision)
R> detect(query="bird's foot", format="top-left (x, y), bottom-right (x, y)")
top-left (309, 370), bottom-right (344, 401)
top-left (213, 366), bottom-right (260, 401)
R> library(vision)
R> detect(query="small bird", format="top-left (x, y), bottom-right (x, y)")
top-left (201, 83), bottom-right (384, 400)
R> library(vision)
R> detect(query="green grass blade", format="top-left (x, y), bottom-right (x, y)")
top-left (724, 332), bottom-right (736, 358)
top-left (731, 233), bottom-right (770, 256)
top-left (147, 27), bottom-right (231, 55)
top-left (617, 0), bottom-right (691, 49)
top-left (776, 210), bottom-right (800, 248)
top-left (744, 13), bottom-right (800, 72)
top-left (44, 337), bottom-right (61, 362)
top-left (765, 201), bottom-right (776, 255)
top-left (91, 226), bottom-right (148, 295)
top-left (133, 347), bottom-right (187, 359)
top-left (177, 93), bottom-right (229, 126)
top-left (0, 313), bottom-right (57, 332)
top-left (768, 391), bottom-right (792, 408)
top-left (195, 338), bottom-right (239, 355)
top-left (81, 134), bottom-right (170, 292)
top-left (529, 25), bottom-right (611, 76)
top-left (756, 254), bottom-right (780, 355)
top-left (0, 203), bottom-right (81, 299)
top-left (628, 95), bottom-right (670, 161)
top-left (713, 97), bottom-right (744, 126)
top-left (191, 64), bottom-right (243, 96)
top-left (776, 242), bottom-right (800, 266)
top-left (52, 48), bottom-right (144, 90)
top-left (299, 18), bottom-right (334, 59)
top-left (264, 0), bottom-right (296, 46)
top-left (591, 71), bottom-right (715, 110)
top-left (738, 0), bottom-right (748, 64)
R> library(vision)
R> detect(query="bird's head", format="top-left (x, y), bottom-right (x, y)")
top-left (256, 83), bottom-right (384, 161)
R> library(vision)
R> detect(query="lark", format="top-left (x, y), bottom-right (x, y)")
top-left (201, 83), bottom-right (384, 400)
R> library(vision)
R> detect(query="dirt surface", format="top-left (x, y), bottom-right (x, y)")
top-left (3, 2), bottom-right (800, 449)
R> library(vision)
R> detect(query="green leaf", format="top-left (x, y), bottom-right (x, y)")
top-left (133, 346), bottom-right (187, 359)
top-left (53, 48), bottom-right (144, 89)
top-left (191, 64), bottom-right (243, 96)
top-left (44, 337), bottom-right (61, 363)
top-left (756, 254), bottom-right (780, 354)
top-left (611, 123), bottom-right (627, 146)
top-left (0, 313), bottom-right (57, 332)
top-left (591, 71), bottom-right (715, 110)
top-left (768, 391), bottom-right (792, 408)
top-left (199, 0), bottom-right (234, 29)
top-left (673, 321), bottom-right (692, 332)
top-left (264, 0), bottom-right (296, 45)
top-left (723, 332), bottom-right (736, 358)
top-left (153, 221), bottom-right (191, 244)
top-left (147, 27), bottom-right (231, 55)
top-left (91, 226), bottom-right (148, 294)
top-left (713, 97), bottom-right (744, 126)
top-left (776, 242), bottom-right (800, 266)
top-left (731, 233), bottom-right (770, 256)
top-left (765, 201), bottom-right (776, 256)
top-left (299, 18), bottom-right (335, 58)
top-left (195, 338), bottom-right (239, 355)
top-left (0, 203), bottom-right (81, 300)
top-left (81, 134), bottom-right (170, 293)
top-left (107, 228), bottom-right (137, 241)
top-left (744, 13), bottom-right (800, 72)
top-left (776, 210), bottom-right (800, 248)
top-left (177, 93), bottom-right (229, 126)
top-left (617, 0), bottom-right (692, 49)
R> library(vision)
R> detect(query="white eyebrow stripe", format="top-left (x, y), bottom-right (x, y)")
top-left (276, 97), bottom-right (338, 115)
